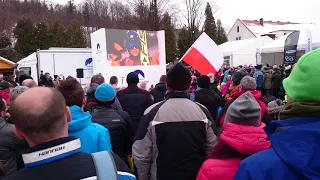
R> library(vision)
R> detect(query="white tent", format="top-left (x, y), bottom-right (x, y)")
top-left (261, 27), bottom-right (320, 65)
top-left (262, 27), bottom-right (320, 53)
top-left (219, 36), bottom-right (273, 67)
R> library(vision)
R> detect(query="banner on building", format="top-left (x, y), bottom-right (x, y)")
top-left (305, 29), bottom-right (312, 53)
top-left (181, 32), bottom-right (223, 75)
top-left (283, 31), bottom-right (300, 65)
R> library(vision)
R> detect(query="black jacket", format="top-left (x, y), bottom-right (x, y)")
top-left (210, 83), bottom-right (223, 98)
top-left (132, 92), bottom-right (216, 180)
top-left (272, 70), bottom-right (282, 89)
top-left (117, 85), bottom-right (153, 135)
top-left (91, 106), bottom-right (133, 162)
top-left (3, 137), bottom-right (134, 180)
top-left (85, 95), bottom-right (123, 113)
top-left (150, 82), bottom-right (167, 103)
top-left (0, 118), bottom-right (24, 175)
top-left (195, 88), bottom-right (224, 122)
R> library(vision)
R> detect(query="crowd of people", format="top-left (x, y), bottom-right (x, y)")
top-left (0, 48), bottom-right (319, 179)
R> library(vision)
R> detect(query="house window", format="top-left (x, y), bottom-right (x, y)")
top-left (237, 26), bottom-right (240, 33)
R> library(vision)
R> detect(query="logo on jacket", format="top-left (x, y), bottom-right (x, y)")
top-left (134, 70), bottom-right (145, 80)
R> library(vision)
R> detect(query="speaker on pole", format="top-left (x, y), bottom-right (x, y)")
top-left (76, 68), bottom-right (84, 78)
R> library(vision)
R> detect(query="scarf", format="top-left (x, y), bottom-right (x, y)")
top-left (279, 101), bottom-right (320, 120)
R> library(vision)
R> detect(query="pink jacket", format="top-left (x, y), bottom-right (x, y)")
top-left (197, 122), bottom-right (271, 180)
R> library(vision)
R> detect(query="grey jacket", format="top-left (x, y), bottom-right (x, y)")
top-left (132, 92), bottom-right (217, 180)
top-left (0, 118), bottom-right (21, 175)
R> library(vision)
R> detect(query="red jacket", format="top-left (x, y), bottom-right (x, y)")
top-left (0, 90), bottom-right (10, 103)
top-left (197, 122), bottom-right (271, 180)
top-left (218, 90), bottom-right (268, 125)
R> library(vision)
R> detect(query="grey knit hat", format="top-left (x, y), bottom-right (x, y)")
top-left (224, 91), bottom-right (261, 126)
top-left (10, 86), bottom-right (29, 101)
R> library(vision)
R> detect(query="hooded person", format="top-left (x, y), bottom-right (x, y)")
top-left (235, 48), bottom-right (320, 180)
top-left (133, 63), bottom-right (217, 180)
top-left (197, 92), bottom-right (271, 180)
top-left (117, 72), bottom-right (153, 135)
top-left (56, 78), bottom-right (112, 154)
top-left (150, 75), bottom-right (167, 104)
top-left (91, 83), bottom-right (133, 164)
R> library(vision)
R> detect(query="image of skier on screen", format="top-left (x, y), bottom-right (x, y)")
top-left (122, 31), bottom-right (142, 66)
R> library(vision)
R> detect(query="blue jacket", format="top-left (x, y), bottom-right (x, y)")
top-left (68, 105), bottom-right (112, 153)
top-left (235, 117), bottom-right (320, 180)
top-left (253, 70), bottom-right (264, 88)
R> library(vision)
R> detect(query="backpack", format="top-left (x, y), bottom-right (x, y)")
top-left (91, 151), bottom-right (118, 180)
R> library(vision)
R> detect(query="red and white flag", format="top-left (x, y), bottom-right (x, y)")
top-left (182, 32), bottom-right (223, 75)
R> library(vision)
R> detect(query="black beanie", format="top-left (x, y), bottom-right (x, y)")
top-left (197, 75), bottom-right (210, 88)
top-left (126, 72), bottom-right (139, 85)
top-left (167, 63), bottom-right (191, 91)
top-left (232, 71), bottom-right (246, 86)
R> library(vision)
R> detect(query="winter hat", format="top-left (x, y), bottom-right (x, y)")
top-left (86, 83), bottom-right (99, 95)
top-left (126, 72), bottom-right (139, 85)
top-left (225, 92), bottom-right (261, 127)
top-left (94, 83), bottom-right (116, 102)
top-left (231, 71), bottom-right (246, 86)
top-left (197, 75), bottom-right (210, 88)
top-left (10, 86), bottom-right (29, 101)
top-left (167, 63), bottom-right (191, 91)
top-left (283, 49), bottom-right (320, 101)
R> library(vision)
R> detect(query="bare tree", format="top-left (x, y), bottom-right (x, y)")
top-left (126, 0), bottom-right (171, 30)
top-left (181, 0), bottom-right (218, 40)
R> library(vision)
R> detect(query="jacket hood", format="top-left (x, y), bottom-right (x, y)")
top-left (220, 122), bottom-right (270, 155)
top-left (68, 105), bottom-right (92, 132)
top-left (233, 90), bottom-right (262, 99)
top-left (155, 82), bottom-right (167, 91)
top-left (265, 118), bottom-right (320, 179)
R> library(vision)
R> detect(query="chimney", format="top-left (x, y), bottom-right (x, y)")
top-left (259, 18), bottom-right (264, 26)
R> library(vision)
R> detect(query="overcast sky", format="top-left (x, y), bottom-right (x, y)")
top-left (51, 0), bottom-right (320, 27)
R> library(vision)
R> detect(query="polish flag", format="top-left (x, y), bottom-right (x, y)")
top-left (182, 32), bottom-right (223, 75)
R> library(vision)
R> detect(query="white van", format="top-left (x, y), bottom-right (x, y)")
top-left (16, 48), bottom-right (93, 85)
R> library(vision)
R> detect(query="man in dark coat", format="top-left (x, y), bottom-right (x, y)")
top-left (117, 72), bottom-right (153, 135)
top-left (91, 83), bottom-right (133, 164)
top-left (195, 75), bottom-right (224, 124)
top-left (150, 75), bottom-right (167, 103)
top-left (272, 65), bottom-right (282, 98)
